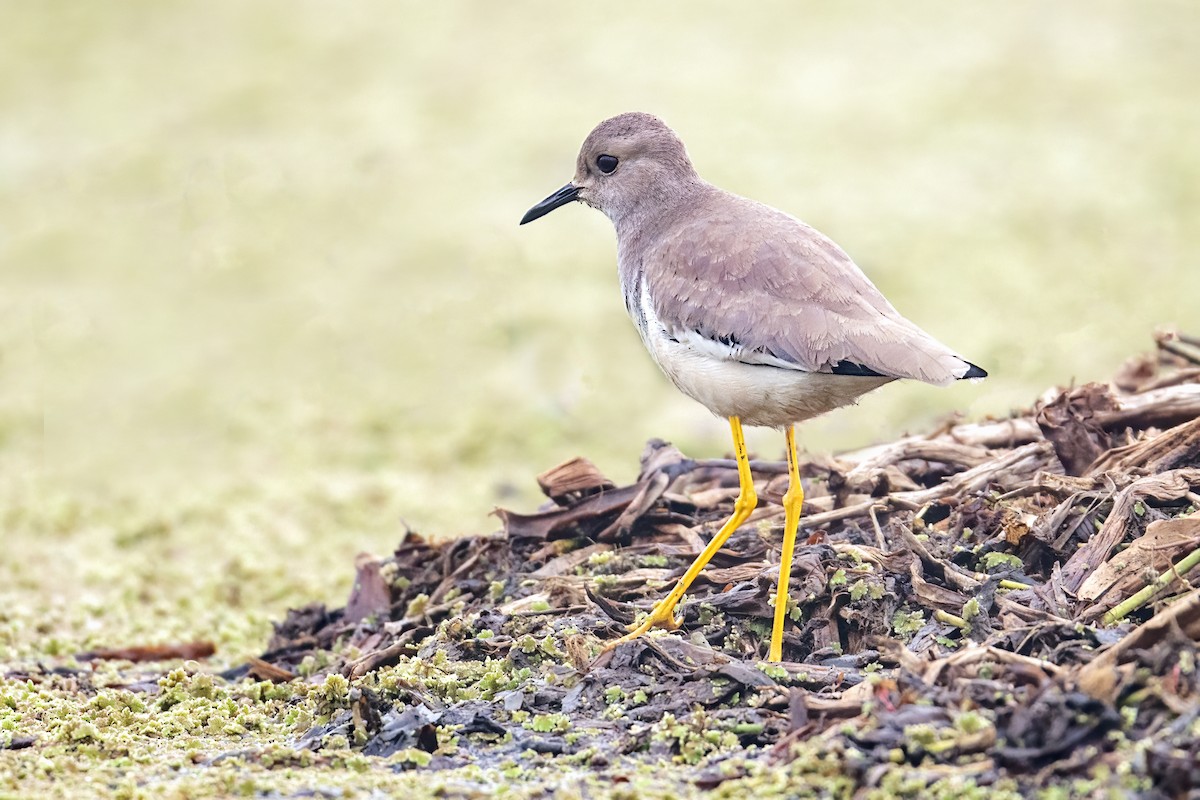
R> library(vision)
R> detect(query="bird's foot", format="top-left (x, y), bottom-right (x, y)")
top-left (627, 602), bottom-right (682, 634)
top-left (601, 602), bottom-right (682, 654)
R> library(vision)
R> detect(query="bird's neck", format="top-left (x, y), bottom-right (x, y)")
top-left (614, 180), bottom-right (713, 329)
top-left (610, 178), bottom-right (709, 252)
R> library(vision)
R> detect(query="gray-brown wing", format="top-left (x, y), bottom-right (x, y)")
top-left (643, 197), bottom-right (974, 385)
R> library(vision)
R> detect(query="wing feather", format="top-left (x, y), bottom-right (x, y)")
top-left (642, 191), bottom-right (974, 385)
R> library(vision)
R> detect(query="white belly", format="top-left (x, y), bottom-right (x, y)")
top-left (634, 283), bottom-right (893, 429)
top-left (647, 332), bottom-right (892, 428)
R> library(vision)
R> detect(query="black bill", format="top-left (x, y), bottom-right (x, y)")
top-left (519, 183), bottom-right (579, 225)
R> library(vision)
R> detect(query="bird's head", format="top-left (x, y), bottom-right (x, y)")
top-left (520, 112), bottom-right (699, 228)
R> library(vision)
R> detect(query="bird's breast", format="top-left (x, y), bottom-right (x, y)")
top-left (631, 278), bottom-right (893, 427)
top-left (616, 253), bottom-right (650, 340)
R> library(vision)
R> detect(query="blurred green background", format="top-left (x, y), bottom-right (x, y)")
top-left (1, 1), bottom-right (1197, 659)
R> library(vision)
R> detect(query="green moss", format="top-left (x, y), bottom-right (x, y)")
top-left (954, 710), bottom-right (989, 735)
top-left (961, 597), bottom-right (982, 622)
top-left (981, 552), bottom-right (1023, 572)
top-left (538, 635), bottom-right (566, 660)
top-left (648, 711), bottom-right (740, 765)
top-left (592, 575), bottom-right (619, 592)
top-left (587, 551), bottom-right (614, 566)
top-left (405, 593), bottom-right (431, 618)
top-left (526, 713), bottom-right (570, 734)
top-left (756, 662), bottom-right (788, 681)
top-left (892, 609), bottom-right (926, 640)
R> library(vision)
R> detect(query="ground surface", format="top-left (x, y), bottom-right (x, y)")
top-left (2, 3), bottom-right (1200, 798)
top-left (4, 336), bottom-right (1199, 798)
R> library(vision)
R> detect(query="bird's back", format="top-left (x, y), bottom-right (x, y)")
top-left (629, 185), bottom-right (979, 386)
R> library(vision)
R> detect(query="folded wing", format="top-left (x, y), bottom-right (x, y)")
top-left (644, 193), bottom-right (981, 386)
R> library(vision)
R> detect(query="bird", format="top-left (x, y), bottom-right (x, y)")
top-left (519, 112), bottom-right (985, 662)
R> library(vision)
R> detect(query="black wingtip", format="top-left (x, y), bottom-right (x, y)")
top-left (960, 361), bottom-right (988, 380)
top-left (829, 360), bottom-right (889, 377)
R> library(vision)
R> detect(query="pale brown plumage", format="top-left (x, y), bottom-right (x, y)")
top-left (520, 112), bottom-right (986, 660)
top-left (641, 190), bottom-right (975, 384)
top-left (521, 111), bottom-right (985, 429)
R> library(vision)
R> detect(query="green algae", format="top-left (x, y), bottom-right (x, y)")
top-left (890, 609), bottom-right (926, 640)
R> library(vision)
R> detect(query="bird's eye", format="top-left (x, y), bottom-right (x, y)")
top-left (596, 154), bottom-right (619, 174)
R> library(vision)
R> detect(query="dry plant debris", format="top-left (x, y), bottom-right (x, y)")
top-left (185, 331), bottom-right (1194, 795)
top-left (236, 330), bottom-right (1200, 795)
top-left (31, 330), bottom-right (1193, 797)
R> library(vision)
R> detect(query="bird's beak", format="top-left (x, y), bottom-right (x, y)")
top-left (519, 183), bottom-right (579, 225)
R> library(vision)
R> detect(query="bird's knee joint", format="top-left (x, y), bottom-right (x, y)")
top-left (735, 490), bottom-right (758, 515)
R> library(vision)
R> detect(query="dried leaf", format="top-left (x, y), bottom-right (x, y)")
top-left (1078, 516), bottom-right (1200, 604)
top-left (536, 457), bottom-right (615, 503)
top-left (344, 554), bottom-right (392, 624)
top-left (1035, 383), bottom-right (1118, 476)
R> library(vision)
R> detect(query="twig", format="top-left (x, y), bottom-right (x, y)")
top-left (1103, 544), bottom-right (1200, 625)
top-left (964, 569), bottom-right (1030, 591)
top-left (1159, 336), bottom-right (1200, 366)
top-left (935, 609), bottom-right (968, 629)
top-left (868, 504), bottom-right (887, 551)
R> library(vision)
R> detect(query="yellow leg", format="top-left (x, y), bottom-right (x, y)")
top-left (606, 417), bottom-right (757, 650)
top-left (768, 425), bottom-right (804, 662)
